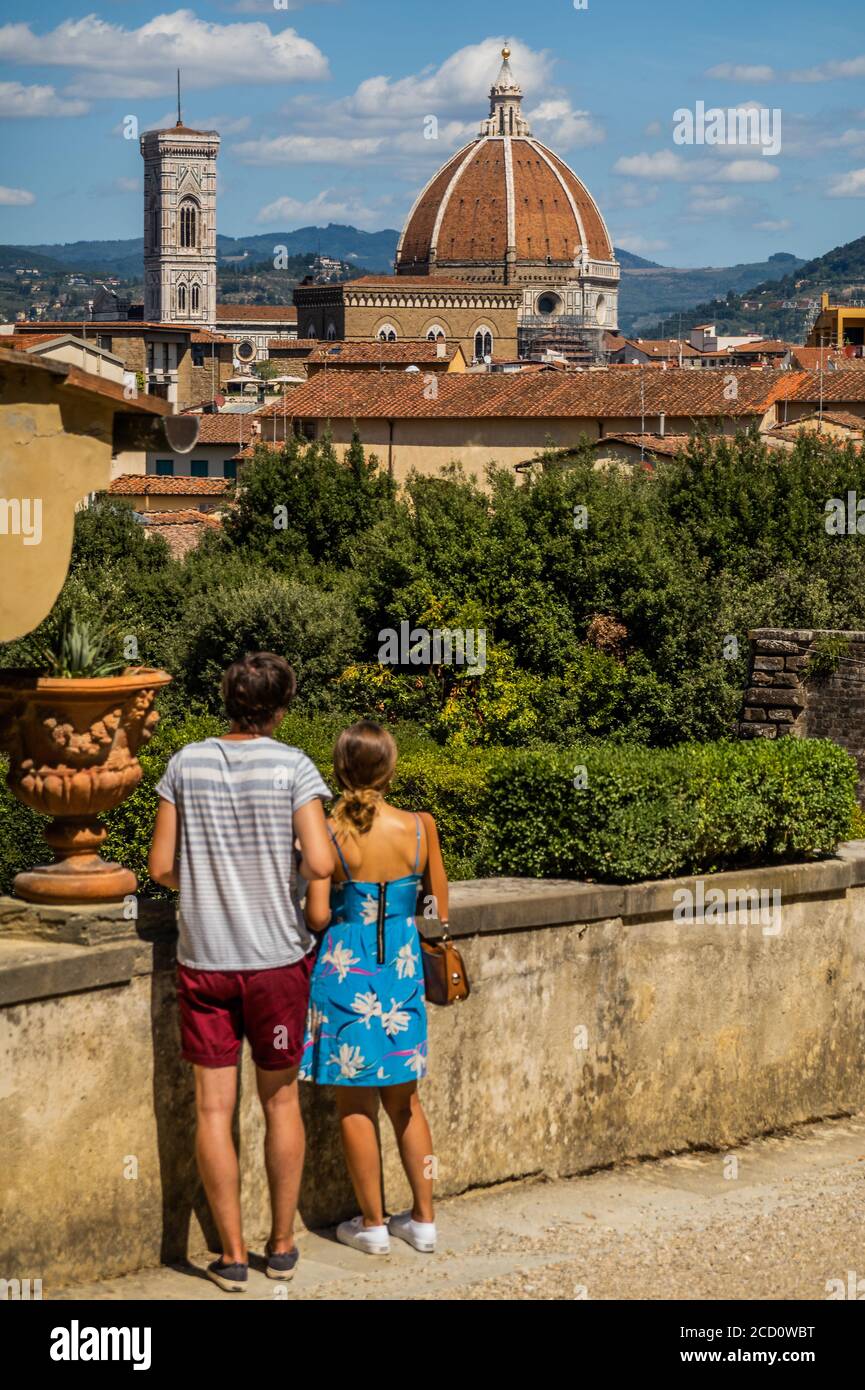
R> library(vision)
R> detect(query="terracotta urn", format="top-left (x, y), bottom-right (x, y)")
top-left (0, 669), bottom-right (172, 905)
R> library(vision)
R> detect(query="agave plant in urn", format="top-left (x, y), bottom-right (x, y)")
top-left (0, 612), bottom-right (171, 904)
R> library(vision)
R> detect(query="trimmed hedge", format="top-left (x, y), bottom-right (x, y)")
top-left (0, 719), bottom-right (857, 894)
top-left (482, 738), bottom-right (857, 882)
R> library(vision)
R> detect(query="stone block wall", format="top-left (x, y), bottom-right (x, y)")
top-left (739, 627), bottom-right (865, 797)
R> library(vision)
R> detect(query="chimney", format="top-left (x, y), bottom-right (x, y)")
top-left (436, 339), bottom-right (446, 358)
top-left (658, 412), bottom-right (666, 437)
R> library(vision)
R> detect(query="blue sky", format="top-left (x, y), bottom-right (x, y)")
top-left (0, 0), bottom-right (862, 267)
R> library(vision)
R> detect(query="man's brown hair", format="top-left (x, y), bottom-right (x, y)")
top-left (221, 652), bottom-right (297, 732)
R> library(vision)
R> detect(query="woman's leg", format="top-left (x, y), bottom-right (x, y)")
top-left (379, 1081), bottom-right (435, 1223)
top-left (335, 1086), bottom-right (385, 1227)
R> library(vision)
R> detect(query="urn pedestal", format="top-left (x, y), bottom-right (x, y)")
top-left (0, 670), bottom-right (172, 905)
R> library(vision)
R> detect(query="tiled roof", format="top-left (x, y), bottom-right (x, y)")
top-left (593, 433), bottom-right (695, 457)
top-left (257, 367), bottom-right (798, 422)
top-left (109, 475), bottom-right (231, 495)
top-left (268, 338), bottom-right (319, 351)
top-left (215, 305), bottom-right (297, 322)
top-left (191, 329), bottom-right (235, 345)
top-left (142, 509), bottom-right (222, 526)
top-left (307, 340), bottom-right (461, 366)
top-left (619, 338), bottom-right (701, 359)
top-left (193, 414), bottom-right (260, 444)
top-left (0, 345), bottom-right (170, 414)
top-left (785, 370), bottom-right (865, 404)
top-left (790, 346), bottom-right (854, 370)
top-left (397, 135), bottom-right (614, 271)
top-left (768, 410), bottom-right (865, 437)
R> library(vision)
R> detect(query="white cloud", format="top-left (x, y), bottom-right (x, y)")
top-left (222, 0), bottom-right (337, 9)
top-left (688, 191), bottom-right (745, 216)
top-left (789, 55), bottom-right (865, 83)
top-left (753, 218), bottom-right (792, 231)
top-left (711, 159), bottom-right (779, 182)
top-left (0, 81), bottom-right (89, 117)
top-left (706, 63), bottom-right (775, 81)
top-left (256, 189), bottom-right (386, 230)
top-left (827, 167), bottom-right (865, 197)
top-left (644, 120), bottom-right (663, 137)
top-left (0, 184), bottom-right (35, 205)
top-left (609, 182), bottom-right (660, 209)
top-left (613, 234), bottom-right (668, 256)
top-left (234, 133), bottom-right (385, 164)
top-left (528, 99), bottom-right (603, 149)
top-left (0, 11), bottom-right (329, 98)
top-left (614, 151), bottom-right (692, 180)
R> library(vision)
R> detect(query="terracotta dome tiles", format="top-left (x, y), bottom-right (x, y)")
top-left (397, 135), bottom-right (614, 272)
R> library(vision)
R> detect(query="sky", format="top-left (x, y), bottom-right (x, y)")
top-left (0, 0), bottom-right (862, 267)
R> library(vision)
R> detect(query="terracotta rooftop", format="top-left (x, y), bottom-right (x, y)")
top-left (307, 340), bottom-right (462, 366)
top-left (191, 329), bottom-right (235, 345)
top-left (215, 305), bottom-right (297, 322)
top-left (257, 367), bottom-right (800, 422)
top-left (191, 414), bottom-right (260, 445)
top-left (268, 338), bottom-right (319, 351)
top-left (109, 475), bottom-right (231, 496)
top-left (0, 345), bottom-right (170, 414)
top-left (768, 410), bottom-right (865, 437)
top-left (618, 338), bottom-right (702, 359)
top-left (141, 509), bottom-right (222, 527)
top-left (593, 432), bottom-right (695, 457)
top-left (397, 136), bottom-right (614, 272)
top-left (785, 370), bottom-right (865, 404)
top-left (790, 346), bottom-right (859, 370)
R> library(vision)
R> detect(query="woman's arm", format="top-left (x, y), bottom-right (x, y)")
top-left (149, 797), bottom-right (180, 891)
top-left (419, 811), bottom-right (449, 931)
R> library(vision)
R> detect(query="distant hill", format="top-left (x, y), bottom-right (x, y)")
top-left (614, 248), bottom-right (663, 270)
top-left (618, 252), bottom-right (805, 336)
top-left (640, 235), bottom-right (865, 342)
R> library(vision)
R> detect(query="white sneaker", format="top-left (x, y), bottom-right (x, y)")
top-left (388, 1211), bottom-right (437, 1253)
top-left (336, 1215), bottom-right (390, 1256)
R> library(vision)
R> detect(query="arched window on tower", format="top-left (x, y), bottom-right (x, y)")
top-left (177, 283), bottom-right (187, 313)
top-left (378, 324), bottom-right (398, 342)
top-left (179, 199), bottom-right (199, 249)
top-left (474, 328), bottom-right (493, 361)
top-left (426, 325), bottom-right (446, 342)
top-left (191, 283), bottom-right (200, 313)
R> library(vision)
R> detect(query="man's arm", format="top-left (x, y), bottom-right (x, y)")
top-left (149, 797), bottom-right (180, 891)
top-left (294, 798), bottom-right (335, 881)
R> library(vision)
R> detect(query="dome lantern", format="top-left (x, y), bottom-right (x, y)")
top-left (481, 43), bottom-right (531, 137)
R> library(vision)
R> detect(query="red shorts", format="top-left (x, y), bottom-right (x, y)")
top-left (176, 954), bottom-right (313, 1070)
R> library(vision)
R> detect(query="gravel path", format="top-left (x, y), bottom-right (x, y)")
top-left (54, 1113), bottom-right (865, 1302)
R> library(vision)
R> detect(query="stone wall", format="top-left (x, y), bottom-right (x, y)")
top-left (3, 855), bottom-right (865, 1292)
top-left (739, 627), bottom-right (865, 795)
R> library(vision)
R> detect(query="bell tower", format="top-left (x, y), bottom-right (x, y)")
top-left (140, 83), bottom-right (219, 326)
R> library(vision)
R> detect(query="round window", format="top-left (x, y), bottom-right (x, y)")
top-left (236, 340), bottom-right (256, 362)
top-left (537, 293), bottom-right (561, 316)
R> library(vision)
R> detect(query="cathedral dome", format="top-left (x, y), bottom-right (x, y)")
top-left (396, 49), bottom-right (615, 278)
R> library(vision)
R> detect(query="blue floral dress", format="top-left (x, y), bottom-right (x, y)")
top-left (299, 818), bottom-right (428, 1087)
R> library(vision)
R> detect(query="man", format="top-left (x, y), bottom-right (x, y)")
top-left (149, 651), bottom-right (333, 1292)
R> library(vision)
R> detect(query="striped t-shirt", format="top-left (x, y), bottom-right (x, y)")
top-left (156, 737), bottom-right (331, 971)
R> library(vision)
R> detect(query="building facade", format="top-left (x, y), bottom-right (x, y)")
top-left (140, 121), bottom-right (220, 327)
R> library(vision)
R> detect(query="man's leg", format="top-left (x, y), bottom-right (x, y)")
top-left (193, 1063), bottom-right (245, 1264)
top-left (256, 1067), bottom-right (305, 1255)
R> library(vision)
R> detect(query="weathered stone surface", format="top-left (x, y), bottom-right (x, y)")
top-left (3, 855), bottom-right (865, 1290)
top-left (738, 722), bottom-right (776, 738)
top-left (754, 656), bottom-right (785, 671)
top-left (785, 656), bottom-right (809, 670)
top-left (755, 640), bottom-right (800, 655)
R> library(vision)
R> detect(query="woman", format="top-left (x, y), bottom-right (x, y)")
top-left (299, 720), bottom-right (449, 1256)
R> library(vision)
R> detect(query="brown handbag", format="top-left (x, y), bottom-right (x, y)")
top-left (421, 925), bottom-right (470, 1006)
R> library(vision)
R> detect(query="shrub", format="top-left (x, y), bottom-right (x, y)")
top-left (482, 737), bottom-right (857, 883)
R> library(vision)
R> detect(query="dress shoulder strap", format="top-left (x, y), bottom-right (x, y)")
top-left (413, 813), bottom-right (422, 874)
top-left (328, 826), bottom-right (352, 882)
